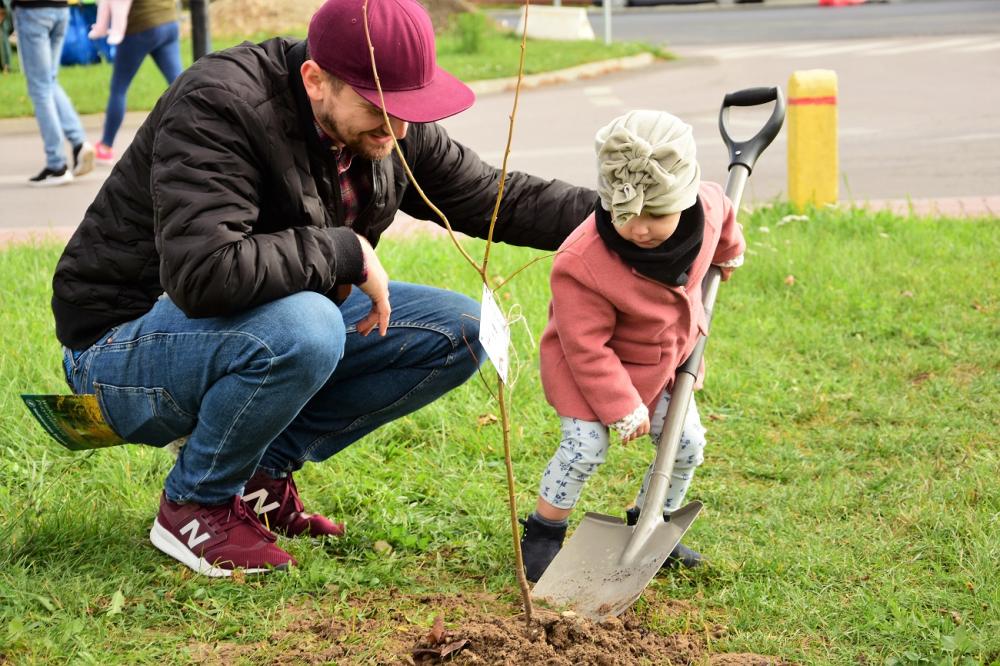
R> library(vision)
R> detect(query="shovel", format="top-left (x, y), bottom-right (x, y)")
top-left (531, 86), bottom-right (786, 621)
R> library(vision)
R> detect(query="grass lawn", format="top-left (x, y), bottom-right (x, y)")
top-left (0, 205), bottom-right (997, 663)
top-left (0, 21), bottom-right (663, 119)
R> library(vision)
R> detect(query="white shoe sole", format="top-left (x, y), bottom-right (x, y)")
top-left (149, 518), bottom-right (275, 578)
top-left (28, 173), bottom-right (73, 187)
top-left (72, 143), bottom-right (96, 177)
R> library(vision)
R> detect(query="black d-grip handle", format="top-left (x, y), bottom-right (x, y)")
top-left (723, 87), bottom-right (780, 108)
top-left (719, 86), bottom-right (786, 174)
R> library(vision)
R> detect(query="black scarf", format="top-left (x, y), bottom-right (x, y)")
top-left (594, 199), bottom-right (704, 286)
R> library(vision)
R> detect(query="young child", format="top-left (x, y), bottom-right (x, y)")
top-left (88, 0), bottom-right (133, 45)
top-left (520, 110), bottom-right (746, 583)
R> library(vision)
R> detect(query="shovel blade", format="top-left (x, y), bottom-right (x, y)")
top-left (531, 502), bottom-right (702, 621)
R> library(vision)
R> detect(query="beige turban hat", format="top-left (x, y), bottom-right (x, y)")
top-left (595, 110), bottom-right (701, 227)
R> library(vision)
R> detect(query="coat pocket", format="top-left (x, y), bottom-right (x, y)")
top-left (607, 338), bottom-right (662, 365)
top-left (94, 383), bottom-right (195, 446)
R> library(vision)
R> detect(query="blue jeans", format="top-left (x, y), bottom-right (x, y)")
top-left (63, 283), bottom-right (484, 505)
top-left (102, 21), bottom-right (181, 147)
top-left (13, 6), bottom-right (86, 169)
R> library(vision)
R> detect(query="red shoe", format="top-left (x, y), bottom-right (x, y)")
top-left (243, 471), bottom-right (345, 537)
top-left (149, 493), bottom-right (295, 577)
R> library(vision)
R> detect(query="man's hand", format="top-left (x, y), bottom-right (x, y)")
top-left (355, 235), bottom-right (390, 336)
top-left (622, 416), bottom-right (651, 443)
top-left (719, 267), bottom-right (735, 282)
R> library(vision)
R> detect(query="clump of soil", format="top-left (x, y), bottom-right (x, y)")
top-left (187, 591), bottom-right (790, 665)
top-left (204, 0), bottom-right (475, 38)
top-left (406, 607), bottom-right (705, 665)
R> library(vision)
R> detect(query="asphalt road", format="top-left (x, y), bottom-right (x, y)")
top-left (1, 0), bottom-right (997, 236)
top-left (458, 0), bottom-right (1000, 207)
top-left (492, 0), bottom-right (1000, 44)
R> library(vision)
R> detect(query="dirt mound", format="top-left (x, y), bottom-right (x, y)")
top-left (189, 591), bottom-right (790, 665)
top-left (207, 0), bottom-right (474, 38)
top-left (406, 608), bottom-right (707, 665)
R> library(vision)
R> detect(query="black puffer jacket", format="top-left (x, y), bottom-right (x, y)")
top-left (52, 39), bottom-right (597, 350)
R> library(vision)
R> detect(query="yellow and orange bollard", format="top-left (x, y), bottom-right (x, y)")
top-left (787, 69), bottom-right (839, 210)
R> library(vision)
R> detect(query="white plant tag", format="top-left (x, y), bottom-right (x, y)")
top-left (479, 284), bottom-right (510, 383)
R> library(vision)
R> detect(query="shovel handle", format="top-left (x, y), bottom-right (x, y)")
top-left (676, 267), bottom-right (722, 379)
top-left (624, 88), bottom-right (786, 565)
top-left (719, 86), bottom-right (786, 175)
top-left (680, 88), bottom-right (787, 398)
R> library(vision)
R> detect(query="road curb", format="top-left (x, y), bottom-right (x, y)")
top-left (465, 52), bottom-right (659, 96)
top-left (844, 196), bottom-right (1000, 219)
top-left (0, 53), bottom-right (661, 134)
top-left (380, 198), bottom-right (999, 240)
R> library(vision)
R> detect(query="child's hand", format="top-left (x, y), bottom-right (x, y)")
top-left (611, 404), bottom-right (650, 443)
top-left (622, 416), bottom-right (650, 443)
top-left (715, 254), bottom-right (744, 281)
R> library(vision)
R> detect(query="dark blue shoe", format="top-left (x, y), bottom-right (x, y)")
top-left (625, 506), bottom-right (703, 569)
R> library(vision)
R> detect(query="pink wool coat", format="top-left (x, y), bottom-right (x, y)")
top-left (539, 181), bottom-right (745, 426)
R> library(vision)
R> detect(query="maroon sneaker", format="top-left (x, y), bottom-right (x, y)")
top-left (242, 470), bottom-right (345, 538)
top-left (149, 493), bottom-right (295, 577)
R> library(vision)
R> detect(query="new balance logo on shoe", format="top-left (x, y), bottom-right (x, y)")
top-left (149, 493), bottom-right (295, 578)
top-left (242, 488), bottom-right (280, 516)
top-left (178, 519), bottom-right (211, 549)
top-left (243, 470), bottom-right (346, 538)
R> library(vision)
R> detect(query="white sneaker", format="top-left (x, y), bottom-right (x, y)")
top-left (28, 166), bottom-right (73, 187)
top-left (72, 141), bottom-right (96, 177)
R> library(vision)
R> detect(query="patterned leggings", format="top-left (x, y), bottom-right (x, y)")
top-left (538, 391), bottom-right (707, 514)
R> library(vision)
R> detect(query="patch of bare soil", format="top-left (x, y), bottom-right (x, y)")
top-left (187, 591), bottom-right (790, 665)
top-left (405, 607), bottom-right (703, 665)
top-left (206, 0), bottom-right (474, 38)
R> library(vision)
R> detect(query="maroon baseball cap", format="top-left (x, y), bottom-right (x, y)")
top-left (307, 0), bottom-right (475, 123)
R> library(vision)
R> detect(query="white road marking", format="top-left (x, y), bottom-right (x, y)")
top-left (676, 36), bottom-right (996, 60)
top-left (784, 40), bottom-right (895, 58)
top-left (924, 132), bottom-right (1000, 143)
top-left (589, 96), bottom-right (625, 107)
top-left (583, 85), bottom-right (623, 108)
top-left (863, 37), bottom-right (986, 56)
top-left (954, 40), bottom-right (1000, 53)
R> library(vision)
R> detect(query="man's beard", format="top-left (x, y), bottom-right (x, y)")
top-left (318, 111), bottom-right (393, 161)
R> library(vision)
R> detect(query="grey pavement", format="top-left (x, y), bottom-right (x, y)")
top-left (0, 112), bottom-right (140, 236)
top-left (2, 87), bottom-right (995, 249)
top-left (2, 0), bottom-right (998, 246)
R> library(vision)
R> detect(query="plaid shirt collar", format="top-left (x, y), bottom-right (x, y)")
top-left (313, 120), bottom-right (362, 226)
top-left (313, 121), bottom-right (355, 172)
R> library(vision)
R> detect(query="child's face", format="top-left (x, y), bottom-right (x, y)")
top-left (615, 211), bottom-right (682, 248)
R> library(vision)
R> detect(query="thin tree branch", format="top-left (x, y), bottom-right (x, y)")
top-left (361, 1), bottom-right (482, 275)
top-left (492, 1), bottom-right (536, 628)
top-left (494, 251), bottom-right (556, 292)
top-left (481, 6), bottom-right (531, 277)
top-left (494, 234), bottom-right (585, 292)
top-left (361, 0), bottom-right (536, 627)
top-left (498, 373), bottom-right (533, 627)
top-left (459, 317), bottom-right (500, 403)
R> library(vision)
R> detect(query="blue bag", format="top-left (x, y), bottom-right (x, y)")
top-left (61, 3), bottom-right (114, 66)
